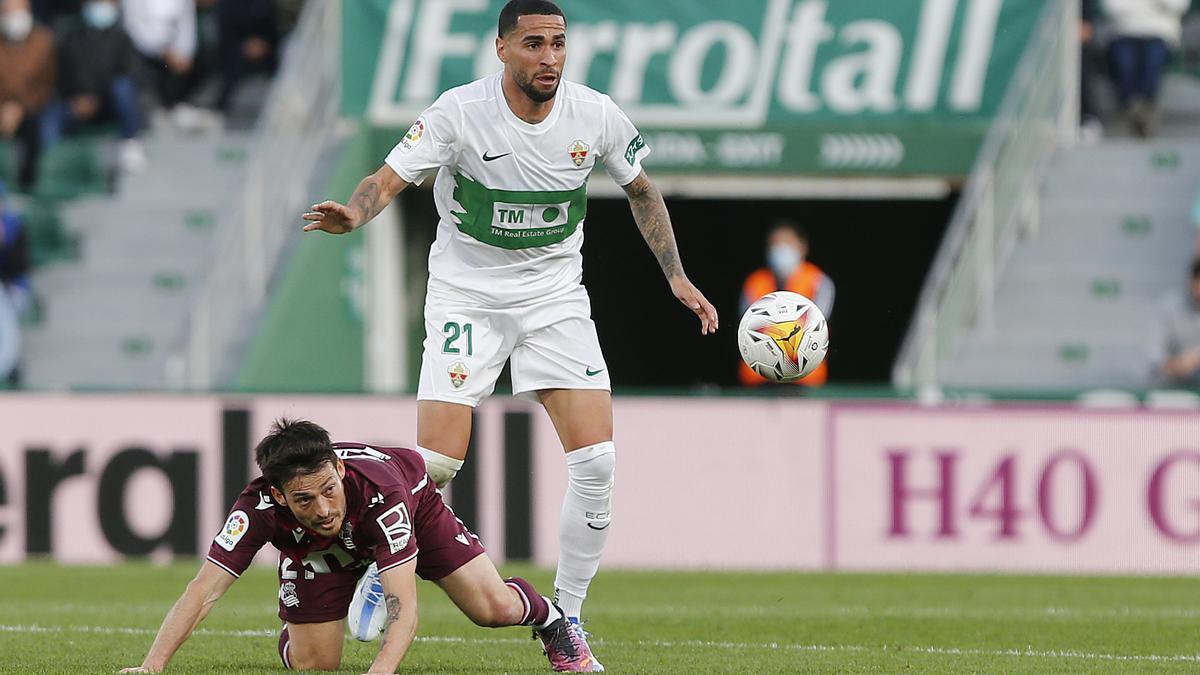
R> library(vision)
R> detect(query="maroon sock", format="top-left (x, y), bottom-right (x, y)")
top-left (278, 625), bottom-right (292, 669)
top-left (504, 576), bottom-right (551, 626)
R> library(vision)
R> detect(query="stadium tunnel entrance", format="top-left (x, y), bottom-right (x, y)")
top-left (400, 190), bottom-right (958, 392)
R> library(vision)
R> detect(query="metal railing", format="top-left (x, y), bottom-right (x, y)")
top-left (165, 0), bottom-right (342, 389)
top-left (893, 0), bottom-right (1079, 391)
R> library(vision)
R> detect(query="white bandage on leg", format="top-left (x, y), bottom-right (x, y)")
top-left (416, 445), bottom-right (464, 488)
top-left (554, 441), bottom-right (616, 619)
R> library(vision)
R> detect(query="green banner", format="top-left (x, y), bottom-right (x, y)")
top-left (343, 0), bottom-right (1042, 176)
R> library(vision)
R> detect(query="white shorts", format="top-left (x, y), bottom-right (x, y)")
top-left (417, 285), bottom-right (611, 407)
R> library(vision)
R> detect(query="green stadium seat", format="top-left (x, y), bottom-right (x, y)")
top-left (0, 141), bottom-right (16, 188)
top-left (32, 138), bottom-right (110, 201)
top-left (21, 200), bottom-right (75, 267)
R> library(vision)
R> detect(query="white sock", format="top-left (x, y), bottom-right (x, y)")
top-left (536, 598), bottom-right (562, 629)
top-left (416, 445), bottom-right (463, 488)
top-left (554, 441), bottom-right (615, 620)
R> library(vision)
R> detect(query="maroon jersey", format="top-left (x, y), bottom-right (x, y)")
top-left (207, 443), bottom-right (484, 622)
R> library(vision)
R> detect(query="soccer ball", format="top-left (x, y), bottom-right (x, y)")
top-left (737, 291), bottom-right (829, 382)
top-left (347, 563), bottom-right (386, 641)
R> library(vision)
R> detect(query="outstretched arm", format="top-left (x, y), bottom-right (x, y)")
top-left (364, 560), bottom-right (420, 674)
top-left (622, 170), bottom-right (719, 334)
top-left (303, 164), bottom-right (410, 234)
top-left (120, 561), bottom-right (238, 673)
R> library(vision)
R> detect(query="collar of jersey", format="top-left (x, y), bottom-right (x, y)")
top-left (493, 71), bottom-right (563, 135)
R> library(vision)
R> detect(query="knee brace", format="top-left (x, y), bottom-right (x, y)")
top-left (566, 441), bottom-right (616, 513)
top-left (417, 445), bottom-right (464, 488)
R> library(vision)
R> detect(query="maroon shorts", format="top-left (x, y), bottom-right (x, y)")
top-left (277, 488), bottom-right (486, 623)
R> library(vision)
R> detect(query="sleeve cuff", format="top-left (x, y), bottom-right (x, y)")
top-left (206, 555), bottom-right (242, 579)
top-left (384, 156), bottom-right (425, 185)
top-left (377, 550), bottom-right (419, 574)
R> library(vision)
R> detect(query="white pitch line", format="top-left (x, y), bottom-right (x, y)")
top-left (2, 624), bottom-right (1198, 663)
top-left (13, 601), bottom-right (1200, 621)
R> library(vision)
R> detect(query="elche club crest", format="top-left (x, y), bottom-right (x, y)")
top-left (568, 139), bottom-right (589, 167)
top-left (448, 361), bottom-right (470, 389)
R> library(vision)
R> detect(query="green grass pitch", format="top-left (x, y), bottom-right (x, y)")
top-left (2, 562), bottom-right (1199, 673)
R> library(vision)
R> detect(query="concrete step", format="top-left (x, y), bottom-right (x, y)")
top-left (944, 333), bottom-right (1150, 390)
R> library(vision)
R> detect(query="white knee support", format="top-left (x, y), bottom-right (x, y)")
top-left (565, 441), bottom-right (616, 519)
top-left (416, 445), bottom-right (464, 488)
top-left (555, 441), bottom-right (616, 615)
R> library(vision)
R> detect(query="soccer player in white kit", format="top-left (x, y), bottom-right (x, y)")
top-left (303, 0), bottom-right (718, 652)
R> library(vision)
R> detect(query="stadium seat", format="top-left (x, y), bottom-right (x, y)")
top-left (0, 141), bottom-right (16, 188)
top-left (20, 200), bottom-right (76, 267)
top-left (32, 138), bottom-right (110, 201)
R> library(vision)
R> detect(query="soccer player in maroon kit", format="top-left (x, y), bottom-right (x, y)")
top-left (121, 419), bottom-right (602, 673)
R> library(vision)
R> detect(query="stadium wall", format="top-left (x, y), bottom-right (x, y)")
top-left (2, 395), bottom-right (1199, 574)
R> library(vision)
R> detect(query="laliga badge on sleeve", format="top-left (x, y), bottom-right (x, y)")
top-left (215, 510), bottom-right (249, 551)
top-left (399, 117), bottom-right (426, 153)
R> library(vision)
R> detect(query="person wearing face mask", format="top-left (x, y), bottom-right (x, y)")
top-left (739, 220), bottom-right (835, 387)
top-left (0, 0), bottom-right (55, 193)
top-left (45, 0), bottom-right (146, 171)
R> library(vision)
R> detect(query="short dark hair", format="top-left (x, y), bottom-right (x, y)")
top-left (255, 418), bottom-right (337, 490)
top-left (498, 0), bottom-right (565, 37)
top-left (769, 219), bottom-right (808, 242)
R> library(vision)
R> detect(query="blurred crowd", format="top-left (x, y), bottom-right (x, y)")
top-left (1082, 0), bottom-right (1195, 141)
top-left (0, 0), bottom-right (303, 387)
top-left (0, 0), bottom-right (303, 191)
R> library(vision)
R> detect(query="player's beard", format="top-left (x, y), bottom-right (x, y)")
top-left (516, 68), bottom-right (560, 103)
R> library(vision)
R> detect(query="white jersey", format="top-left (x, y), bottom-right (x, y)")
top-left (385, 72), bottom-right (650, 308)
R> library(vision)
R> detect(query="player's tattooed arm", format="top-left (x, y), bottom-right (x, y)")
top-left (384, 593), bottom-right (402, 627)
top-left (368, 562), bottom-right (419, 673)
top-left (622, 170), bottom-right (720, 335)
top-left (623, 171), bottom-right (682, 279)
top-left (303, 164), bottom-right (410, 234)
top-left (350, 177), bottom-right (384, 226)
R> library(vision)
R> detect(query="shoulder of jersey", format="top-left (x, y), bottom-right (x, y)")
top-left (440, 74), bottom-right (498, 106)
top-left (337, 443), bottom-right (423, 491)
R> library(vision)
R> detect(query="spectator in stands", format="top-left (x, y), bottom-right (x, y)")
top-left (1103, 0), bottom-right (1190, 137)
top-left (215, 0), bottom-right (278, 116)
top-left (0, 0), bottom-right (55, 192)
top-left (1150, 258), bottom-right (1200, 386)
top-left (45, 0), bottom-right (146, 171)
top-left (0, 273), bottom-right (18, 386)
top-left (739, 220), bottom-right (835, 388)
top-left (0, 182), bottom-right (23, 386)
top-left (0, 181), bottom-right (30, 318)
top-left (122, 0), bottom-right (219, 132)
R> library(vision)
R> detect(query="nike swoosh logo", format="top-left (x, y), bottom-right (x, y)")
top-left (482, 151), bottom-right (512, 162)
top-left (586, 368), bottom-right (605, 377)
top-left (587, 522), bottom-right (610, 531)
